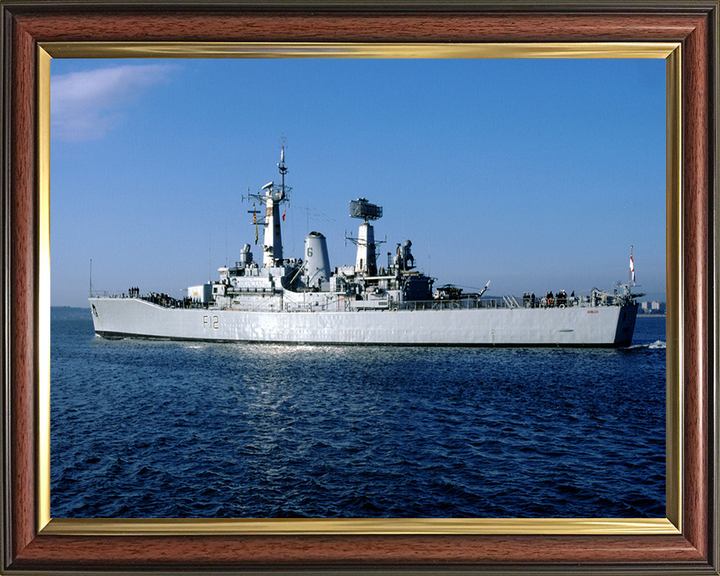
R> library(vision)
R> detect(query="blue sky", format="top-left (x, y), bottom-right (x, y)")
top-left (50, 57), bottom-right (666, 307)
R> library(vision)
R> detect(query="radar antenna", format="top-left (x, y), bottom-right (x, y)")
top-left (349, 198), bottom-right (383, 223)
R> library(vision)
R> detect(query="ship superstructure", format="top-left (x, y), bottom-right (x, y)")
top-left (89, 146), bottom-right (640, 347)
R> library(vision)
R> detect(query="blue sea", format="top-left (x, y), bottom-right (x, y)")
top-left (50, 311), bottom-right (666, 518)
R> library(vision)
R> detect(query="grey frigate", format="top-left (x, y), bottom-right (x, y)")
top-left (89, 146), bottom-right (640, 346)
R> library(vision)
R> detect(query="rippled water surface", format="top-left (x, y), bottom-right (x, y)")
top-left (51, 313), bottom-right (665, 518)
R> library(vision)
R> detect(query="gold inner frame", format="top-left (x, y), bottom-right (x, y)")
top-left (37, 42), bottom-right (682, 536)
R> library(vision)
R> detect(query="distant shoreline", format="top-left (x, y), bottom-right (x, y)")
top-left (51, 306), bottom-right (90, 321)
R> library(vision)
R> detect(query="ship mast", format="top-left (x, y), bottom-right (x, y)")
top-left (347, 198), bottom-right (383, 276)
top-left (279, 144), bottom-right (287, 195)
top-left (261, 144), bottom-right (288, 266)
top-left (245, 142), bottom-right (292, 268)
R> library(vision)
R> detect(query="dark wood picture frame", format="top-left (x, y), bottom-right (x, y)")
top-left (1, 1), bottom-right (718, 574)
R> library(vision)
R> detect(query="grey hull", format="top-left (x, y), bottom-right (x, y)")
top-left (89, 297), bottom-right (638, 347)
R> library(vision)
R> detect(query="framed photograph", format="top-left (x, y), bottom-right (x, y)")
top-left (1, 2), bottom-right (717, 574)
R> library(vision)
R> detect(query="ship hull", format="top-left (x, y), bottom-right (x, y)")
top-left (89, 297), bottom-right (638, 347)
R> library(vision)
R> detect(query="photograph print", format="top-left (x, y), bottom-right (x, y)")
top-left (50, 56), bottom-right (666, 519)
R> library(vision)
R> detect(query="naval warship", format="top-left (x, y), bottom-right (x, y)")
top-left (89, 147), bottom-right (640, 347)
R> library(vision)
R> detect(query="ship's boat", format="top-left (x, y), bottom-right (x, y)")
top-left (89, 147), bottom-right (640, 347)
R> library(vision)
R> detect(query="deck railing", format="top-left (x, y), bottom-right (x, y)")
top-left (92, 290), bottom-right (626, 313)
top-left (389, 296), bottom-right (585, 312)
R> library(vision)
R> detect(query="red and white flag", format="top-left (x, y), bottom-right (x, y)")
top-left (629, 247), bottom-right (635, 285)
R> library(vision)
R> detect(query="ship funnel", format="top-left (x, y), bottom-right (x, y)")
top-left (304, 231), bottom-right (331, 289)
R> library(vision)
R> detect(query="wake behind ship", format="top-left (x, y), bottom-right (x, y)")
top-left (89, 146), bottom-right (640, 347)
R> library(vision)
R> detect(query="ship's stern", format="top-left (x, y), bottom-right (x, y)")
top-left (613, 303), bottom-right (638, 346)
